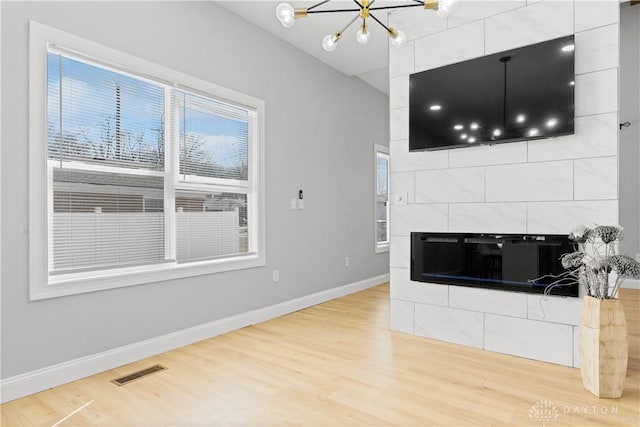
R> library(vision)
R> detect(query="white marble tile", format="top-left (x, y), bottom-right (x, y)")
top-left (390, 75), bottom-right (410, 110)
top-left (449, 287), bottom-right (528, 318)
top-left (484, 314), bottom-right (574, 366)
top-left (390, 299), bottom-right (415, 334)
top-left (447, 1), bottom-right (526, 29)
top-left (414, 20), bottom-right (484, 73)
top-left (449, 142), bottom-right (528, 168)
top-left (575, 68), bottom-right (618, 117)
top-left (575, 0), bottom-right (619, 33)
top-left (390, 107), bottom-right (409, 141)
top-left (485, 0), bottom-right (573, 55)
top-left (485, 161), bottom-right (574, 202)
top-left (390, 171), bottom-right (415, 204)
top-left (390, 6), bottom-right (448, 41)
top-left (391, 204), bottom-right (449, 236)
top-left (390, 139), bottom-right (449, 172)
top-left (390, 235), bottom-right (411, 269)
top-left (527, 200), bottom-right (619, 234)
top-left (527, 113), bottom-right (618, 162)
top-left (527, 294), bottom-right (583, 326)
top-left (573, 325), bottom-right (580, 368)
top-left (415, 167), bottom-right (485, 203)
top-left (574, 156), bottom-right (618, 200)
top-left (575, 24), bottom-right (619, 75)
top-left (415, 303), bottom-right (484, 348)
top-left (449, 203), bottom-right (528, 234)
top-left (389, 41), bottom-right (415, 78)
top-left (390, 267), bottom-right (449, 306)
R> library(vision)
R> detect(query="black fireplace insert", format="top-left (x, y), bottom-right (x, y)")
top-left (410, 232), bottom-right (578, 297)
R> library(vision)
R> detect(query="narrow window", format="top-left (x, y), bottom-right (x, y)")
top-left (375, 145), bottom-right (390, 253)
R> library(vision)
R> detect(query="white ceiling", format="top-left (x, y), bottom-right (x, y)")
top-left (217, 0), bottom-right (400, 94)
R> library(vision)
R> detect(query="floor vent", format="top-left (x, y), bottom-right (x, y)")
top-left (111, 364), bottom-right (167, 386)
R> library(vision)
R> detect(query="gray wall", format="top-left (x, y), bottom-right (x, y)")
top-left (620, 2), bottom-right (640, 260)
top-left (1, 1), bottom-right (389, 378)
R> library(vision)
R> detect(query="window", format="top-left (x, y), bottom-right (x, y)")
top-left (29, 22), bottom-right (265, 299)
top-left (375, 145), bottom-right (389, 253)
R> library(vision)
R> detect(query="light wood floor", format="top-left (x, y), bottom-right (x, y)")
top-left (2, 285), bottom-right (639, 426)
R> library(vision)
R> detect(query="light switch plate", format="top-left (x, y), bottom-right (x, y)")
top-left (392, 192), bottom-right (408, 205)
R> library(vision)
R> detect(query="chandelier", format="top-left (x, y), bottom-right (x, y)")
top-left (276, 0), bottom-right (460, 52)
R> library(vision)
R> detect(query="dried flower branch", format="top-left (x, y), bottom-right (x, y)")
top-left (541, 225), bottom-right (640, 299)
top-left (560, 252), bottom-right (584, 269)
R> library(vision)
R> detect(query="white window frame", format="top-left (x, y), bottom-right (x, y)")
top-left (374, 144), bottom-right (390, 254)
top-left (29, 21), bottom-right (266, 300)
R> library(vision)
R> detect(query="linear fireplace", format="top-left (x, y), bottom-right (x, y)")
top-left (411, 232), bottom-right (579, 297)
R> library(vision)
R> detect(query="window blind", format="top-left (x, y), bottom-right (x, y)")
top-left (46, 48), bottom-right (258, 277)
top-left (175, 89), bottom-right (254, 263)
top-left (47, 51), bottom-right (167, 274)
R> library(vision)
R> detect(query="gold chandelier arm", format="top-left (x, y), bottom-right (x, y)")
top-left (368, 12), bottom-right (391, 33)
top-left (423, 0), bottom-right (439, 10)
top-left (307, 8), bottom-right (361, 14)
top-left (369, 3), bottom-right (428, 11)
top-left (338, 12), bottom-right (362, 35)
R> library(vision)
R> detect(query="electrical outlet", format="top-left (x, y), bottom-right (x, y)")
top-left (345, 257), bottom-right (350, 267)
top-left (273, 269), bottom-right (279, 283)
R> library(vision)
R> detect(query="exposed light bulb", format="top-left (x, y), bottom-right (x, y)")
top-left (276, 3), bottom-right (295, 27)
top-left (454, 124), bottom-right (463, 130)
top-left (470, 122), bottom-right (479, 130)
top-left (389, 29), bottom-right (406, 47)
top-left (356, 26), bottom-right (371, 45)
top-left (280, 15), bottom-right (295, 28)
top-left (516, 114), bottom-right (526, 123)
top-left (437, 0), bottom-right (460, 17)
top-left (322, 34), bottom-right (339, 52)
top-left (429, 104), bottom-right (442, 111)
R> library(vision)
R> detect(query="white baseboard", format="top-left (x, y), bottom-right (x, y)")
top-left (621, 278), bottom-right (640, 290)
top-left (1, 273), bottom-right (389, 403)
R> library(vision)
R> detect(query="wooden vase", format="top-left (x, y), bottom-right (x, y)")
top-left (579, 296), bottom-right (628, 398)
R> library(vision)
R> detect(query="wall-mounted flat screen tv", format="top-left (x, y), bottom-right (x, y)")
top-left (409, 35), bottom-right (575, 151)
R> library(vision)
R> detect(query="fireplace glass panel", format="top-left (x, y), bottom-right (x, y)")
top-left (410, 233), bottom-right (578, 297)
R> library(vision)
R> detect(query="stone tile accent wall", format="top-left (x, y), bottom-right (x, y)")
top-left (388, 0), bottom-right (620, 367)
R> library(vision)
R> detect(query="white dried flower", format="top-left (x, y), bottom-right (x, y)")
top-left (593, 225), bottom-right (623, 244)
top-left (611, 255), bottom-right (640, 279)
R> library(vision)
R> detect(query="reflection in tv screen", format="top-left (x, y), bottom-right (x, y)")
top-left (409, 35), bottom-right (575, 151)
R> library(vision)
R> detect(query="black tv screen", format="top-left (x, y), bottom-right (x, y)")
top-left (409, 35), bottom-right (575, 151)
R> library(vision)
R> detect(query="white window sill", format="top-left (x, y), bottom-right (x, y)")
top-left (30, 254), bottom-right (265, 300)
top-left (375, 244), bottom-right (390, 254)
